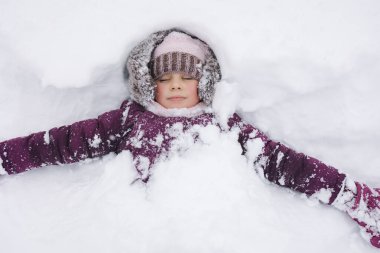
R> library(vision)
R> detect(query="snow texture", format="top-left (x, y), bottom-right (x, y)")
top-left (89, 134), bottom-right (101, 148)
top-left (212, 80), bottom-right (239, 129)
top-left (1, 0), bottom-right (380, 252)
top-left (43, 131), bottom-right (50, 145)
top-left (0, 156), bottom-right (7, 175)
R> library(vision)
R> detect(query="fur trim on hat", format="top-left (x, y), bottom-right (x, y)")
top-left (123, 28), bottom-right (222, 107)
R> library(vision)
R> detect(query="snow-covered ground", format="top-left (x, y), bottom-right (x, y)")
top-left (1, 0), bottom-right (380, 252)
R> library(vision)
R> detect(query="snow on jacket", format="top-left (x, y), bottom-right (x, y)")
top-left (0, 99), bottom-right (346, 204)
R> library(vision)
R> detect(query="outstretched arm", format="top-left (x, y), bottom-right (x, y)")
top-left (229, 113), bottom-right (380, 248)
top-left (0, 100), bottom-right (134, 175)
top-left (229, 113), bottom-right (346, 204)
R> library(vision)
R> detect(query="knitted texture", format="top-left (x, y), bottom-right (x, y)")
top-left (152, 52), bottom-right (202, 80)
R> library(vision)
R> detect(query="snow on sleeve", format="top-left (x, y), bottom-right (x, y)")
top-left (43, 131), bottom-right (50, 145)
top-left (245, 137), bottom-right (266, 181)
top-left (332, 177), bottom-right (357, 211)
top-left (310, 188), bottom-right (333, 204)
top-left (89, 134), bottom-right (101, 148)
top-left (149, 133), bottom-right (163, 147)
top-left (332, 178), bottom-right (380, 244)
top-left (276, 151), bottom-right (284, 168)
top-left (246, 137), bottom-right (265, 164)
top-left (130, 126), bottom-right (144, 149)
top-left (121, 102), bottom-right (131, 125)
top-left (0, 156), bottom-right (8, 175)
top-left (276, 151), bottom-right (286, 185)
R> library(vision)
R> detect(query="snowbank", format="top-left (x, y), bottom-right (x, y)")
top-left (1, 0), bottom-right (380, 252)
top-left (0, 127), bottom-right (372, 252)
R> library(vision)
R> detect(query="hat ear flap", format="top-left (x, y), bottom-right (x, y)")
top-left (198, 47), bottom-right (222, 105)
top-left (125, 29), bottom-right (171, 107)
top-left (123, 65), bottom-right (130, 80)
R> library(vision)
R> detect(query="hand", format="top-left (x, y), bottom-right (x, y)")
top-left (333, 179), bottom-right (380, 248)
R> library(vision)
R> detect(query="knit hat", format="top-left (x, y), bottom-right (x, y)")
top-left (152, 31), bottom-right (207, 80)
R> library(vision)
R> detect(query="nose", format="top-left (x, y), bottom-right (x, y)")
top-left (170, 78), bottom-right (183, 90)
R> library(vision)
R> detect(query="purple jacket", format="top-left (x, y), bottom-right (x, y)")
top-left (0, 99), bottom-right (346, 204)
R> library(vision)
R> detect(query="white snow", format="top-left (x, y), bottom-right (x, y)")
top-left (0, 157), bottom-right (7, 175)
top-left (311, 188), bottom-right (333, 204)
top-left (1, 0), bottom-right (380, 252)
top-left (89, 134), bottom-right (101, 148)
top-left (212, 80), bottom-right (239, 129)
top-left (43, 131), bottom-right (50, 144)
top-left (149, 133), bottom-right (164, 147)
top-left (276, 151), bottom-right (284, 168)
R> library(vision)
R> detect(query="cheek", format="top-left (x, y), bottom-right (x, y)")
top-left (190, 81), bottom-right (200, 98)
top-left (155, 84), bottom-right (164, 99)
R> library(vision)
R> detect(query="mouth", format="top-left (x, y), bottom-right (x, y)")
top-left (167, 96), bottom-right (186, 101)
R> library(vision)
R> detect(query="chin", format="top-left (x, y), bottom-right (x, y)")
top-left (164, 101), bottom-right (187, 109)
top-left (159, 99), bottom-right (200, 109)
top-left (166, 104), bottom-right (187, 109)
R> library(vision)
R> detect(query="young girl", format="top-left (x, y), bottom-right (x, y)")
top-left (0, 27), bottom-right (379, 248)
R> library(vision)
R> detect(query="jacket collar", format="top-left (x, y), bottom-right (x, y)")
top-left (146, 101), bottom-right (211, 118)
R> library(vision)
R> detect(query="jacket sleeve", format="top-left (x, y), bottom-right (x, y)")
top-left (0, 100), bottom-right (134, 175)
top-left (228, 113), bottom-right (346, 205)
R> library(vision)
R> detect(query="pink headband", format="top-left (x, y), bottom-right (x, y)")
top-left (153, 31), bottom-right (206, 62)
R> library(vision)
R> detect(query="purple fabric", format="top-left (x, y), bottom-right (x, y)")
top-left (0, 99), bottom-right (346, 204)
top-left (351, 182), bottom-right (380, 248)
top-left (230, 113), bottom-right (346, 204)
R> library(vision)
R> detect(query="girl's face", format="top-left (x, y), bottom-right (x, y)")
top-left (155, 73), bottom-right (200, 109)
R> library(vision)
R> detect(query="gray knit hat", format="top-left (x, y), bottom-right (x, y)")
top-left (152, 52), bottom-right (203, 80)
top-left (152, 31), bottom-right (206, 80)
top-left (124, 28), bottom-right (222, 107)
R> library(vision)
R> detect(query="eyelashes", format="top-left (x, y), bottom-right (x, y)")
top-left (158, 77), bottom-right (195, 82)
